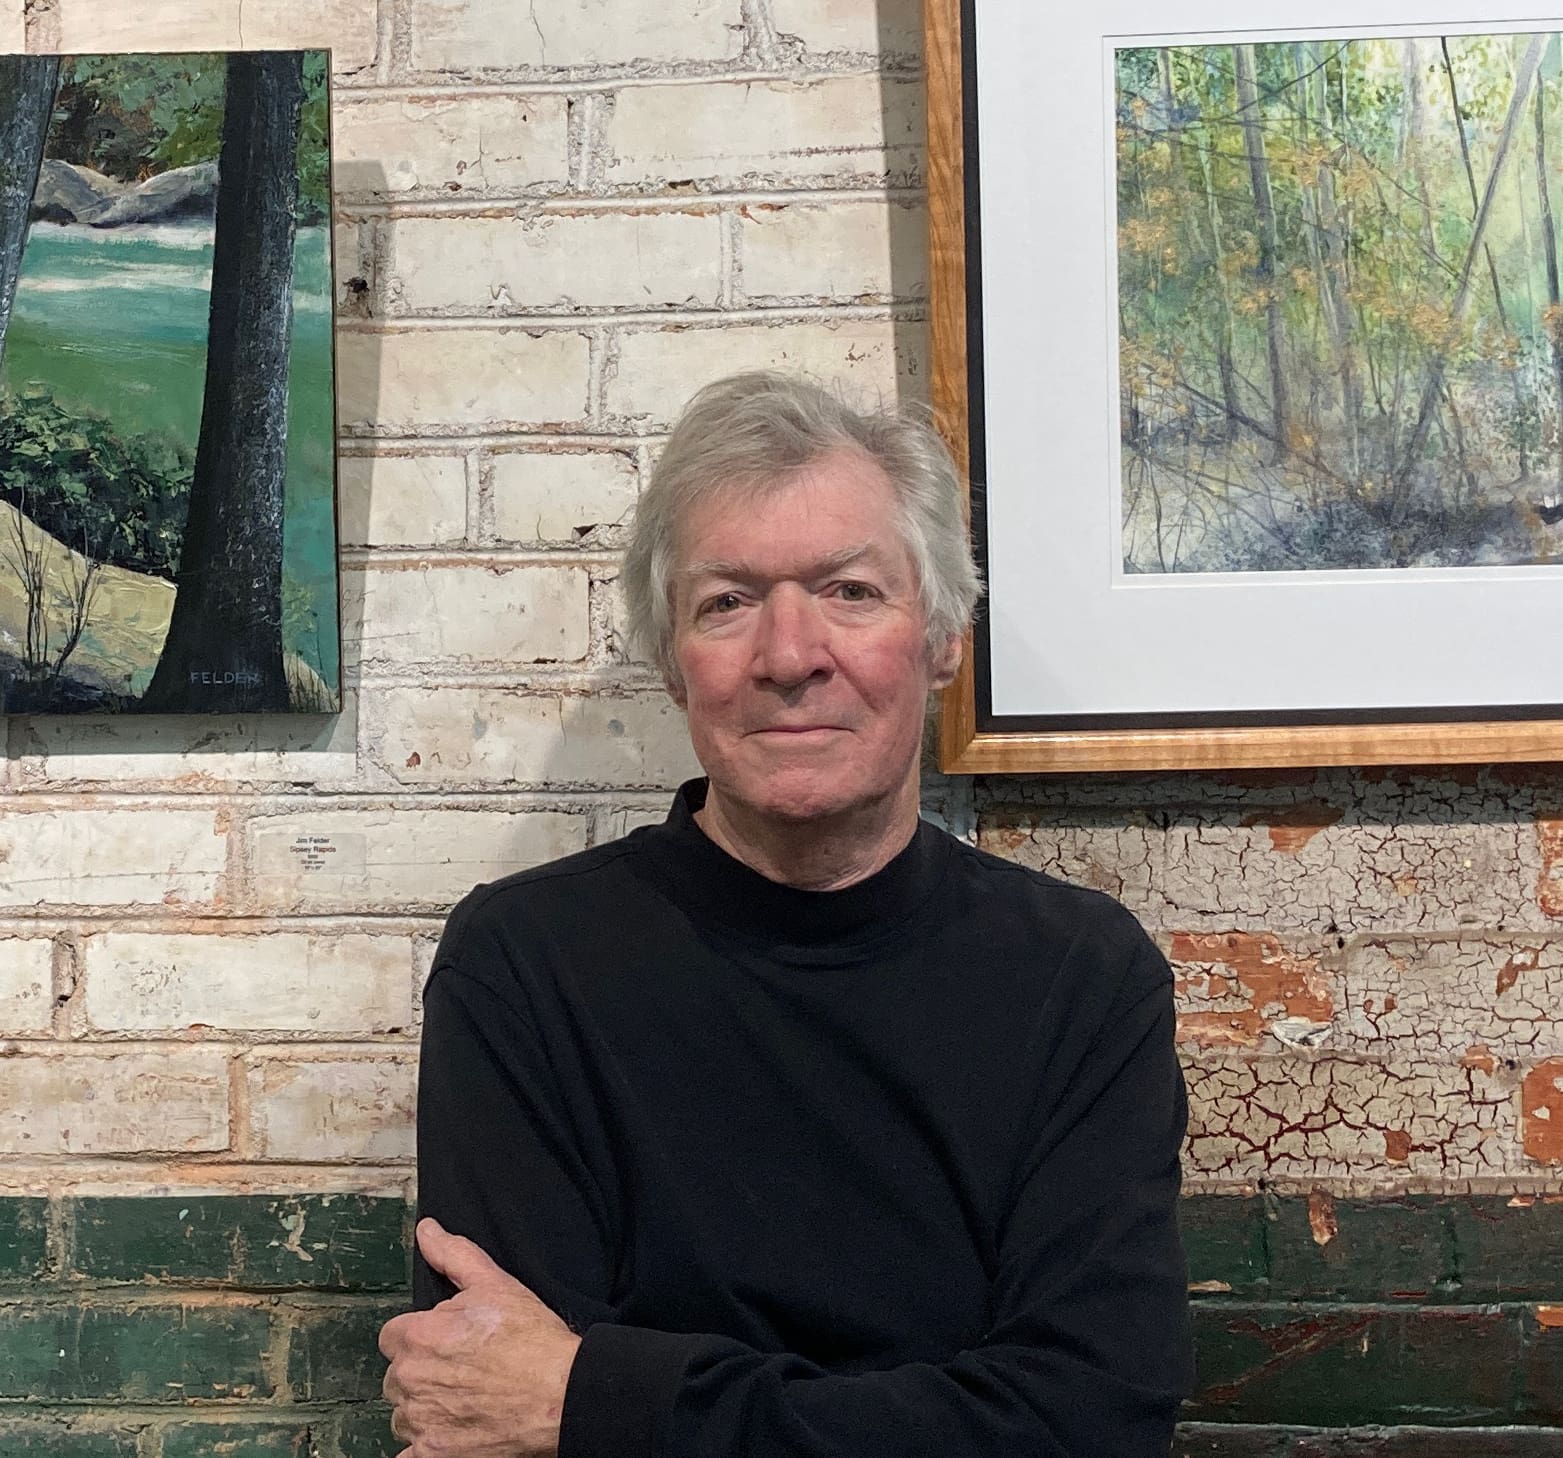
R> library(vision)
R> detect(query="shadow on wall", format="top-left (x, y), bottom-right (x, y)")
top-left (879, 0), bottom-right (930, 415)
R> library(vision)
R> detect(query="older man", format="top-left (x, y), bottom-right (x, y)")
top-left (380, 372), bottom-right (1193, 1457)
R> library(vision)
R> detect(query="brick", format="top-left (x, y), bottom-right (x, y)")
top-left (1173, 1427), bottom-right (1563, 1457)
top-left (0, 1050), bottom-right (229, 1155)
top-left (246, 1056), bottom-right (415, 1162)
top-left (161, 1424), bottom-right (313, 1458)
top-left (738, 200), bottom-right (923, 303)
top-left (0, 1422), bottom-right (134, 1458)
top-left (1187, 1304), bottom-right (1519, 1426)
top-left (246, 807), bottom-right (587, 911)
top-left (1180, 1195), bottom-right (1267, 1299)
top-left (370, 689), bottom-right (700, 789)
top-left (980, 797), bottom-right (1536, 935)
top-left (70, 1194), bottom-right (408, 1289)
top-left (1539, 817), bottom-right (1563, 917)
top-left (1445, 1196), bottom-right (1563, 1300)
top-left (0, 3), bottom-right (19, 50)
top-left (344, 562), bottom-right (590, 666)
top-left (1172, 933), bottom-right (1336, 1051)
top-left (1184, 1056), bottom-right (1519, 1184)
top-left (338, 454), bottom-right (469, 547)
top-left (389, 211), bottom-right (722, 312)
top-left (333, 94), bottom-right (569, 199)
top-left (338, 327), bottom-right (590, 431)
top-left (410, 0), bottom-right (738, 69)
top-left (1263, 1195), bottom-right (1450, 1303)
top-left (336, 1405), bottom-right (398, 1458)
top-left (1523, 1059), bottom-right (1563, 1163)
top-left (9, 709), bottom-right (356, 787)
top-left (1344, 937), bottom-right (1563, 1060)
top-left (0, 1303), bottom-right (272, 1400)
top-left (0, 808), bottom-right (225, 908)
top-left (287, 1301), bottom-right (400, 1401)
top-left (81, 932), bottom-right (413, 1034)
top-left (609, 319), bottom-right (923, 427)
top-left (53, 0), bottom-right (377, 70)
top-left (0, 937), bottom-right (52, 1034)
top-left (490, 450), bottom-right (639, 543)
top-left (603, 76), bottom-right (923, 188)
top-left (0, 1199), bottom-right (48, 1283)
top-left (769, 0), bottom-right (921, 55)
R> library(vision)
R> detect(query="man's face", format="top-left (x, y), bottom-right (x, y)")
top-left (668, 449), bottom-right (961, 826)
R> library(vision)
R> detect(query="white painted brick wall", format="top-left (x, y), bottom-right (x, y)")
top-left (0, 936), bottom-right (53, 1035)
top-left (489, 451), bottom-right (639, 543)
top-left (409, 0), bottom-right (741, 71)
top-left (339, 327), bottom-right (592, 431)
top-left (344, 562), bottom-right (591, 666)
top-left (81, 932), bottom-right (416, 1033)
top-left (339, 454), bottom-right (470, 546)
top-left (0, 809), bottom-right (227, 909)
top-left (243, 806), bottom-right (588, 910)
top-left (0, 1050), bottom-right (231, 1155)
top-left (333, 95), bottom-right (571, 198)
top-left (245, 1053), bottom-right (417, 1161)
top-left (3, 0), bottom-right (930, 1192)
top-left (388, 211), bottom-right (724, 313)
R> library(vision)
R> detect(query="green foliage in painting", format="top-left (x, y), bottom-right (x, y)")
top-left (0, 388), bottom-right (191, 578)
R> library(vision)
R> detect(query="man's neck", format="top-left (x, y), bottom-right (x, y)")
top-left (694, 779), bottom-right (921, 891)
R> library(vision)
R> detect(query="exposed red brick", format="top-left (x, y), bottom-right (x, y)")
top-left (1307, 1190), bottom-right (1337, 1246)
top-left (1383, 1129), bottom-right (1413, 1163)
top-left (1523, 1060), bottom-right (1563, 1163)
top-left (1536, 1305), bottom-right (1563, 1330)
top-left (1539, 819), bottom-right (1563, 918)
top-left (1239, 803), bottom-right (1345, 854)
top-left (1462, 1045), bottom-right (1498, 1073)
top-left (1172, 932), bottom-right (1333, 1048)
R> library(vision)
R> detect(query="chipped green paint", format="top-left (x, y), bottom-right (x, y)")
top-left (0, 1198), bottom-right (48, 1283)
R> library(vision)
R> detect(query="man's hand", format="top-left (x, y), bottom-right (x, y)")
top-left (379, 1218), bottom-right (583, 1458)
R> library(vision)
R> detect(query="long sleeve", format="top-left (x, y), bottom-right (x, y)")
top-left (559, 950), bottom-right (1192, 1458)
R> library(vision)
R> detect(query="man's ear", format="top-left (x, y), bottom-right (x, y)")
top-left (928, 633), bottom-right (963, 692)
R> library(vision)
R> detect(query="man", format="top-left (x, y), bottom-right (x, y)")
top-left (380, 372), bottom-right (1193, 1457)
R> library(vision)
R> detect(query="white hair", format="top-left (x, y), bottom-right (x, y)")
top-left (621, 371), bottom-right (983, 685)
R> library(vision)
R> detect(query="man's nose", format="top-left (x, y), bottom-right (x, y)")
top-left (752, 586), bottom-right (831, 688)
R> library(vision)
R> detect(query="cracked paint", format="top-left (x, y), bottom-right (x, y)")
top-left (1184, 1056), bottom-right (1518, 1183)
top-left (1171, 932), bottom-right (1336, 1049)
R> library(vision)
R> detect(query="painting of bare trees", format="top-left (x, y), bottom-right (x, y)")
top-left (1117, 32), bottom-right (1563, 574)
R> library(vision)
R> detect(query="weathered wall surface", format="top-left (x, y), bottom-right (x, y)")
top-left (0, 0), bottom-right (1559, 1452)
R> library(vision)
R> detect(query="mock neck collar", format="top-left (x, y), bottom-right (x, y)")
top-left (639, 779), bottom-right (951, 958)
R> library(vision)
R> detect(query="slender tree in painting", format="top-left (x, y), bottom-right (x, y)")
top-left (143, 50), bottom-right (305, 713)
top-left (0, 55), bottom-right (59, 359)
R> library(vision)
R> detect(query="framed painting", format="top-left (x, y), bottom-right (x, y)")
top-left (0, 48), bottom-right (338, 715)
top-left (929, 0), bottom-right (1563, 771)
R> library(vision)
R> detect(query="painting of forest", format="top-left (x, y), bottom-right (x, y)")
top-left (0, 50), bottom-right (337, 713)
top-left (1116, 33), bottom-right (1563, 575)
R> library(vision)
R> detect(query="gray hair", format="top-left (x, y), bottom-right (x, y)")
top-left (621, 371), bottom-right (983, 685)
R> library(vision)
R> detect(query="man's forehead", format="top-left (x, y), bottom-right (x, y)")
top-left (678, 541), bottom-right (895, 583)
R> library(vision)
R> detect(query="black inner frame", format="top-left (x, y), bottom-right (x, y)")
top-left (959, 3), bottom-right (1562, 737)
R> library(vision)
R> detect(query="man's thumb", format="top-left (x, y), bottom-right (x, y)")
top-left (416, 1217), bottom-right (505, 1292)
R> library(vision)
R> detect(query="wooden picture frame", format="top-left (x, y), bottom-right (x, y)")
top-left (927, 0), bottom-right (1563, 773)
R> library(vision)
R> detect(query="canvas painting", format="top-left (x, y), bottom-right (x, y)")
top-left (1115, 32), bottom-right (1563, 576)
top-left (0, 49), bottom-right (337, 713)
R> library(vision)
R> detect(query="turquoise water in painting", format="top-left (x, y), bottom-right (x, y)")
top-left (1, 221), bottom-right (339, 691)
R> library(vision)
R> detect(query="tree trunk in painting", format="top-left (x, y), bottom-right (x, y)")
top-left (1534, 50), bottom-right (1563, 493)
top-left (144, 51), bottom-right (305, 714)
top-left (1393, 36), bottom-right (1542, 499)
top-left (0, 56), bottom-right (61, 364)
top-left (1232, 43), bottom-right (1290, 461)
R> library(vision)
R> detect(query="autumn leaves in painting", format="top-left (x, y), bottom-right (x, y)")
top-left (1115, 34), bottom-right (1563, 573)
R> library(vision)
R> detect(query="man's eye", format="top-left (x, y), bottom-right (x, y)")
top-left (702, 592), bottom-right (743, 615)
top-left (837, 582), bottom-right (876, 601)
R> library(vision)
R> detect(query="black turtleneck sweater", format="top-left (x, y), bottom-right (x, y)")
top-left (413, 780), bottom-right (1193, 1457)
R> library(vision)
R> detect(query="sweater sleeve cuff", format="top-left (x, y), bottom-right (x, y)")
top-left (558, 1321), bottom-right (705, 1458)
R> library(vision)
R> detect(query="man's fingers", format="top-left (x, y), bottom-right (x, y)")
top-left (415, 1216), bottom-right (510, 1292)
top-left (378, 1310), bottom-right (416, 1359)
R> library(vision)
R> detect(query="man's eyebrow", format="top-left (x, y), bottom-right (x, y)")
top-left (678, 544), bottom-right (886, 581)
